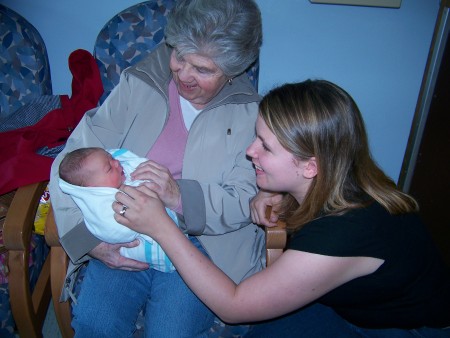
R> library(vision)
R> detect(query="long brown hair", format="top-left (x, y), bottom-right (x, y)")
top-left (259, 80), bottom-right (418, 232)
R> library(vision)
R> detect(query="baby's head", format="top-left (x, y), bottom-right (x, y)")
top-left (59, 147), bottom-right (125, 188)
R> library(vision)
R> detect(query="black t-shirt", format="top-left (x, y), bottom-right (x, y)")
top-left (288, 202), bottom-right (450, 329)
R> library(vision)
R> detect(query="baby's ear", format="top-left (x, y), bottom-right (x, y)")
top-left (304, 157), bottom-right (318, 179)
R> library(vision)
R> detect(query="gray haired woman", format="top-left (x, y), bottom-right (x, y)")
top-left (49, 0), bottom-right (264, 336)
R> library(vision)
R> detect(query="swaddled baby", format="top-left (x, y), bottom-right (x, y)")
top-left (59, 147), bottom-right (177, 272)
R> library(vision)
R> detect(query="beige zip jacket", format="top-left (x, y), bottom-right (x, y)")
top-left (49, 44), bottom-right (265, 300)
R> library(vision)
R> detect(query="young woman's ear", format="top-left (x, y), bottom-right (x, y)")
top-left (304, 157), bottom-right (318, 179)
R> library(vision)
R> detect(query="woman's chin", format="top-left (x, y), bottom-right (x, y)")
top-left (256, 178), bottom-right (269, 191)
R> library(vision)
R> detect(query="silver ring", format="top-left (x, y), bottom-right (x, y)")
top-left (119, 205), bottom-right (128, 216)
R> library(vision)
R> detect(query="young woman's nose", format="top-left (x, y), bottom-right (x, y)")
top-left (246, 141), bottom-right (257, 158)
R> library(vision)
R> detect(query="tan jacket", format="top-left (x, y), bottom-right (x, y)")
top-left (49, 45), bottom-right (265, 300)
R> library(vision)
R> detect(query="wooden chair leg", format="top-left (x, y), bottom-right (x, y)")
top-left (7, 249), bottom-right (51, 338)
top-left (50, 245), bottom-right (74, 338)
top-left (4, 181), bottom-right (52, 338)
top-left (46, 207), bottom-right (75, 338)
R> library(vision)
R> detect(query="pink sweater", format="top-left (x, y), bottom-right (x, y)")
top-left (146, 80), bottom-right (189, 213)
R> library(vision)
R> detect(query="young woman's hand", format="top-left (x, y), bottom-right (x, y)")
top-left (113, 184), bottom-right (176, 239)
top-left (250, 190), bottom-right (283, 227)
top-left (131, 160), bottom-right (181, 210)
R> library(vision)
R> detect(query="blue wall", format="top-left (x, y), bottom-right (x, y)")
top-left (1, 0), bottom-right (440, 182)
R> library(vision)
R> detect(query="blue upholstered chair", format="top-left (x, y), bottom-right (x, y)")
top-left (94, 0), bottom-right (176, 104)
top-left (0, 5), bottom-right (52, 338)
top-left (0, 5), bottom-right (53, 120)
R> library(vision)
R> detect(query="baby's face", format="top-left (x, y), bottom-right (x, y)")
top-left (84, 150), bottom-right (125, 188)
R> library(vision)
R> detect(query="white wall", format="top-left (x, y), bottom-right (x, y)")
top-left (1, 0), bottom-right (440, 182)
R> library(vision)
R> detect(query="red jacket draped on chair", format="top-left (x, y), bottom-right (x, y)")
top-left (0, 49), bottom-right (103, 195)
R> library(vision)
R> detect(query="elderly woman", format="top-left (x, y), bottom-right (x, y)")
top-left (49, 0), bottom-right (264, 336)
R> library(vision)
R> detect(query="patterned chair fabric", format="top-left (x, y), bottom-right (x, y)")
top-left (0, 6), bottom-right (52, 337)
top-left (93, 0), bottom-right (259, 104)
top-left (0, 5), bottom-right (52, 120)
top-left (94, 0), bottom-right (176, 103)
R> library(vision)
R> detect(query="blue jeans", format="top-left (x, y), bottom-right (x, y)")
top-left (72, 236), bottom-right (215, 338)
top-left (245, 302), bottom-right (450, 338)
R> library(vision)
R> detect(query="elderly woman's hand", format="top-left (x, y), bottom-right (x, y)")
top-left (131, 160), bottom-right (181, 210)
top-left (89, 241), bottom-right (149, 271)
top-left (250, 190), bottom-right (284, 227)
top-left (113, 184), bottom-right (177, 239)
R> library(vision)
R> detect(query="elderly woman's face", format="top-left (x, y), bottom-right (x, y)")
top-left (170, 50), bottom-right (228, 109)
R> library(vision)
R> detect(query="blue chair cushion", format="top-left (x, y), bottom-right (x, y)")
top-left (0, 5), bottom-right (52, 120)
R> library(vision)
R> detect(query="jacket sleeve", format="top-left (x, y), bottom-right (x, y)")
top-left (179, 102), bottom-right (259, 236)
top-left (202, 148), bottom-right (257, 235)
top-left (49, 72), bottom-right (140, 263)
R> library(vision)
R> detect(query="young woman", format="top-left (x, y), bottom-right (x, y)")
top-left (115, 79), bottom-right (450, 337)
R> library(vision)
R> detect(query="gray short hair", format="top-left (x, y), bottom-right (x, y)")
top-left (165, 0), bottom-right (262, 77)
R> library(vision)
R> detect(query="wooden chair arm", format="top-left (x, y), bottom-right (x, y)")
top-left (3, 181), bottom-right (49, 250)
top-left (3, 181), bottom-right (51, 338)
top-left (265, 222), bottom-right (287, 267)
top-left (5, 183), bottom-right (73, 338)
top-left (264, 206), bottom-right (287, 266)
top-left (45, 206), bottom-right (75, 338)
top-left (44, 205), bottom-right (60, 247)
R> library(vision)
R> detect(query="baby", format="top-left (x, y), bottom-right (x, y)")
top-left (58, 147), bottom-right (177, 272)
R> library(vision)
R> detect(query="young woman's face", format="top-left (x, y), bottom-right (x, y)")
top-left (170, 50), bottom-right (228, 110)
top-left (84, 151), bottom-right (125, 188)
top-left (246, 115), bottom-right (314, 203)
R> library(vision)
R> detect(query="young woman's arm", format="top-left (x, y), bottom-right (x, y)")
top-left (114, 184), bottom-right (383, 323)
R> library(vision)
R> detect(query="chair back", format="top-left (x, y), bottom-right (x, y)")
top-left (93, 0), bottom-right (259, 104)
top-left (0, 5), bottom-right (52, 119)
